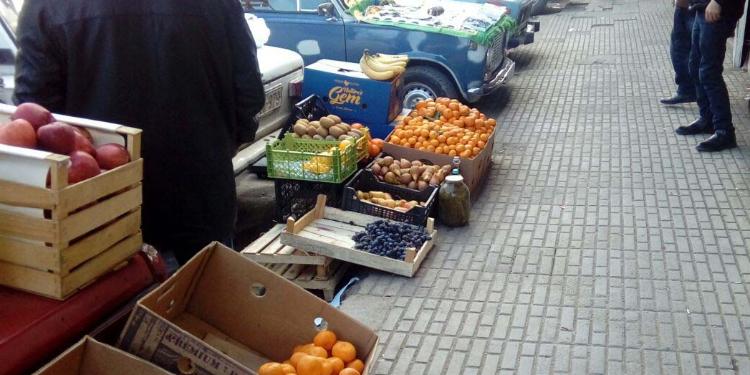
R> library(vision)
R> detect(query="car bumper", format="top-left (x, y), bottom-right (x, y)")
top-left (466, 58), bottom-right (515, 101)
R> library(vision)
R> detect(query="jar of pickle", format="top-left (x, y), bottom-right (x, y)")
top-left (438, 171), bottom-right (470, 226)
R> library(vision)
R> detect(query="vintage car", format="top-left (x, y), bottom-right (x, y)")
top-left (244, 0), bottom-right (515, 108)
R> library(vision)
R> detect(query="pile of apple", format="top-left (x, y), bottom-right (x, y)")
top-left (0, 103), bottom-right (131, 184)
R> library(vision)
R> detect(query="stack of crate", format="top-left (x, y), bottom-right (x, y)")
top-left (240, 224), bottom-right (348, 301)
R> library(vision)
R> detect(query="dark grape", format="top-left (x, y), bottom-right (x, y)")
top-left (351, 220), bottom-right (431, 260)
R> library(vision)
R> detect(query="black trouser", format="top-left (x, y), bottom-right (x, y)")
top-left (670, 7), bottom-right (696, 96)
top-left (689, 11), bottom-right (737, 134)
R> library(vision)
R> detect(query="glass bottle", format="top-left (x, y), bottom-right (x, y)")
top-left (438, 170), bottom-right (470, 227)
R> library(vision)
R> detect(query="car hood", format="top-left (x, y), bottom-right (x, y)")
top-left (256, 45), bottom-right (304, 84)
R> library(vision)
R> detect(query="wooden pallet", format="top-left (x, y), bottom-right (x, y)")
top-left (265, 261), bottom-right (349, 301)
top-left (0, 104), bottom-right (143, 299)
top-left (281, 195), bottom-right (437, 277)
top-left (241, 224), bottom-right (333, 278)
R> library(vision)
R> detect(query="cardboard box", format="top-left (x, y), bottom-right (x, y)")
top-left (302, 59), bottom-right (403, 126)
top-left (383, 128), bottom-right (496, 197)
top-left (119, 243), bottom-right (378, 375)
top-left (34, 336), bottom-right (171, 375)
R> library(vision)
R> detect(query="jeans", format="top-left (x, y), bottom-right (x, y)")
top-left (689, 12), bottom-right (737, 133)
top-left (670, 7), bottom-right (695, 96)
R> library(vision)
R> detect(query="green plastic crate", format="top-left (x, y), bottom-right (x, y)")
top-left (282, 127), bottom-right (371, 161)
top-left (266, 137), bottom-right (358, 183)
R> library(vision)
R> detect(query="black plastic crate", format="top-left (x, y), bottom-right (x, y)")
top-left (342, 169), bottom-right (437, 226)
top-left (273, 175), bottom-right (353, 222)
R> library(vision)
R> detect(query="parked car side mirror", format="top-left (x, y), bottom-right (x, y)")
top-left (317, 2), bottom-right (335, 18)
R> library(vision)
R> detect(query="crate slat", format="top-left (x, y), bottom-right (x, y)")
top-left (61, 233), bottom-right (142, 297)
top-left (0, 210), bottom-right (57, 243)
top-left (61, 209), bottom-right (141, 273)
top-left (241, 224), bottom-right (329, 266)
top-left (59, 184), bottom-right (141, 243)
top-left (59, 158), bottom-right (143, 212)
top-left (0, 179), bottom-right (56, 208)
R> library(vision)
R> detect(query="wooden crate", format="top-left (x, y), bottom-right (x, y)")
top-left (281, 195), bottom-right (437, 277)
top-left (241, 224), bottom-right (331, 270)
top-left (265, 261), bottom-right (349, 301)
top-left (0, 104), bottom-right (143, 299)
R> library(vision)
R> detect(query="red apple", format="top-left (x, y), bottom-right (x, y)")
top-left (95, 143), bottom-right (130, 169)
top-left (0, 119), bottom-right (37, 148)
top-left (12, 102), bottom-right (54, 130)
top-left (37, 122), bottom-right (76, 154)
top-left (73, 131), bottom-right (96, 157)
top-left (73, 126), bottom-right (94, 143)
top-left (68, 151), bottom-right (100, 184)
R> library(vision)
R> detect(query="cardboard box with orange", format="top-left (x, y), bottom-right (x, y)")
top-left (119, 242), bottom-right (378, 375)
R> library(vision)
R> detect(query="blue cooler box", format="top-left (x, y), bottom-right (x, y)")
top-left (302, 59), bottom-right (403, 127)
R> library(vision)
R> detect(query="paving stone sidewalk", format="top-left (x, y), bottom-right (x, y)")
top-left (341, 0), bottom-right (750, 373)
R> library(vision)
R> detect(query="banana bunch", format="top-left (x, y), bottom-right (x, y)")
top-left (303, 149), bottom-right (335, 174)
top-left (359, 50), bottom-right (408, 81)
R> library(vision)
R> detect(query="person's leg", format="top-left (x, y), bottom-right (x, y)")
top-left (676, 12), bottom-right (714, 134)
top-left (671, 8), bottom-right (695, 97)
top-left (695, 15), bottom-right (738, 151)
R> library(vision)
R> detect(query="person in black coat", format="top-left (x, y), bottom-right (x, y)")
top-left (14, 0), bottom-right (265, 264)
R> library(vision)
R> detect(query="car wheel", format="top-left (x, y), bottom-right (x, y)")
top-left (402, 65), bottom-right (459, 109)
top-left (531, 0), bottom-right (549, 15)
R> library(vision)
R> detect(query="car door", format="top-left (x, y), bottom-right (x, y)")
top-left (244, 0), bottom-right (347, 65)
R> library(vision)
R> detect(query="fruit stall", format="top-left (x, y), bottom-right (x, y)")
top-left (0, 50), bottom-right (495, 375)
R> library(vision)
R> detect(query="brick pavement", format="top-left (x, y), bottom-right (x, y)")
top-left (341, 0), bottom-right (750, 373)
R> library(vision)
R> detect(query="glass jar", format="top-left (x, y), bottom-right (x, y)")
top-left (438, 173), bottom-right (470, 227)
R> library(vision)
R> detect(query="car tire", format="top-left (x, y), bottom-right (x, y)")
top-left (531, 0), bottom-right (549, 15)
top-left (402, 65), bottom-right (459, 108)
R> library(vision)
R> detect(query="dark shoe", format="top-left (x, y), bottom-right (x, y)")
top-left (660, 94), bottom-right (697, 105)
top-left (696, 131), bottom-right (737, 152)
top-left (676, 119), bottom-right (714, 135)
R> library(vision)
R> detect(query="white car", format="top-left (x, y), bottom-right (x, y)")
top-left (0, 3), bottom-right (304, 174)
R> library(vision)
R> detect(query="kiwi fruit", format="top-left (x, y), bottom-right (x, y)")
top-left (319, 117), bottom-right (335, 129)
top-left (328, 125), bottom-right (345, 138)
top-left (293, 124), bottom-right (307, 136)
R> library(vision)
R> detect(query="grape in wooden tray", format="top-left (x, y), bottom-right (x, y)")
top-left (352, 220), bottom-right (431, 260)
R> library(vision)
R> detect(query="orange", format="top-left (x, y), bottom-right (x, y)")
top-left (372, 138), bottom-right (385, 148)
top-left (456, 144), bottom-right (465, 153)
top-left (435, 146), bottom-right (444, 154)
top-left (446, 137), bottom-right (457, 145)
top-left (290, 352), bottom-right (308, 368)
top-left (460, 150), bottom-right (472, 158)
top-left (389, 135), bottom-right (400, 144)
top-left (308, 346), bottom-right (329, 358)
top-left (448, 149), bottom-right (457, 157)
top-left (326, 357), bottom-right (345, 374)
top-left (479, 133), bottom-right (489, 142)
top-left (331, 341), bottom-right (357, 363)
top-left (320, 359), bottom-right (334, 375)
top-left (346, 359), bottom-right (365, 373)
top-left (437, 135), bottom-right (447, 143)
top-left (486, 118), bottom-right (497, 127)
top-left (295, 344), bottom-right (315, 354)
top-left (297, 355), bottom-right (323, 375)
top-left (314, 330), bottom-right (338, 351)
top-left (259, 362), bottom-right (286, 375)
top-left (338, 369), bottom-right (360, 375)
top-left (368, 143), bottom-right (381, 158)
top-left (280, 363), bottom-right (297, 374)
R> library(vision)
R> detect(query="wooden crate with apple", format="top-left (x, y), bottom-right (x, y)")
top-left (0, 103), bottom-right (143, 299)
